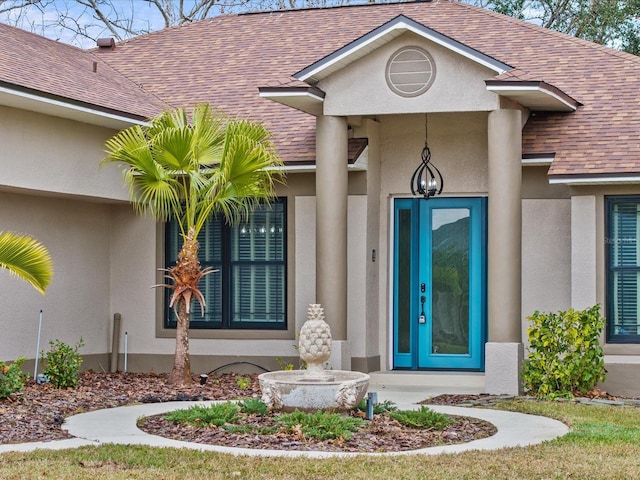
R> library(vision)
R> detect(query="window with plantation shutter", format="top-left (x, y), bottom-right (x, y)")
top-left (164, 199), bottom-right (286, 330)
top-left (606, 196), bottom-right (640, 343)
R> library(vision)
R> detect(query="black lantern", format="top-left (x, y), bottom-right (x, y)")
top-left (410, 114), bottom-right (443, 199)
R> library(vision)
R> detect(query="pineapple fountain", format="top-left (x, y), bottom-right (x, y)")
top-left (258, 304), bottom-right (370, 412)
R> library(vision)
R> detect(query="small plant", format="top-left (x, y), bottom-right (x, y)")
top-left (0, 357), bottom-right (28, 399)
top-left (165, 402), bottom-right (240, 427)
top-left (389, 406), bottom-right (453, 429)
top-left (522, 304), bottom-right (606, 399)
top-left (238, 398), bottom-right (269, 415)
top-left (275, 410), bottom-right (364, 441)
top-left (41, 338), bottom-right (84, 389)
top-left (356, 399), bottom-right (398, 415)
top-left (236, 376), bottom-right (251, 389)
top-left (275, 357), bottom-right (294, 371)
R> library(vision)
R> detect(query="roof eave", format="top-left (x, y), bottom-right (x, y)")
top-left (522, 153), bottom-right (554, 166)
top-left (259, 86), bottom-right (325, 116)
top-left (486, 80), bottom-right (579, 112)
top-left (0, 82), bottom-right (149, 129)
top-left (549, 173), bottom-right (640, 185)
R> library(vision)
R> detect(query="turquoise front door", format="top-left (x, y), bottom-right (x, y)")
top-left (393, 197), bottom-right (487, 370)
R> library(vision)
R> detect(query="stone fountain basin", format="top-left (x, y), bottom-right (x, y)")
top-left (258, 370), bottom-right (370, 412)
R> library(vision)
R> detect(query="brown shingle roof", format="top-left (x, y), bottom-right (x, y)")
top-left (86, 2), bottom-right (640, 175)
top-left (0, 23), bottom-right (162, 119)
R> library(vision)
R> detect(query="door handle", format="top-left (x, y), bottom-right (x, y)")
top-left (419, 294), bottom-right (426, 324)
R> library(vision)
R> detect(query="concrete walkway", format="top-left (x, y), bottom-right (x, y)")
top-left (0, 386), bottom-right (569, 457)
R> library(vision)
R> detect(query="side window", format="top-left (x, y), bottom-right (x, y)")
top-left (164, 199), bottom-right (287, 330)
top-left (606, 196), bottom-right (640, 343)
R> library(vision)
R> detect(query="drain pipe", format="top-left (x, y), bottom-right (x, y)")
top-left (124, 331), bottom-right (128, 372)
top-left (110, 313), bottom-right (121, 372)
top-left (33, 309), bottom-right (43, 379)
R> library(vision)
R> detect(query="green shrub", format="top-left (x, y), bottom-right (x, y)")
top-left (238, 398), bottom-right (269, 415)
top-left (275, 410), bottom-right (364, 441)
top-left (355, 399), bottom-right (398, 415)
top-left (41, 338), bottom-right (84, 388)
top-left (522, 305), bottom-right (606, 398)
top-left (165, 402), bottom-right (240, 427)
top-left (389, 406), bottom-right (453, 429)
top-left (0, 357), bottom-right (28, 399)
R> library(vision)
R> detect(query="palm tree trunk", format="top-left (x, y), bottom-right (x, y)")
top-left (168, 296), bottom-right (193, 385)
top-left (167, 227), bottom-right (201, 385)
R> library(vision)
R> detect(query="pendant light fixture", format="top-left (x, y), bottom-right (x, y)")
top-left (410, 113), bottom-right (443, 199)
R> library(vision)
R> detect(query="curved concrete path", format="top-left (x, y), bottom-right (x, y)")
top-left (0, 400), bottom-right (569, 458)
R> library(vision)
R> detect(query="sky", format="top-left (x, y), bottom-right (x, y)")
top-left (0, 0), bottom-right (175, 48)
top-left (5, 0), bottom-right (387, 48)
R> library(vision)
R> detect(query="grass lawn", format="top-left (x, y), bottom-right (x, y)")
top-left (0, 399), bottom-right (638, 479)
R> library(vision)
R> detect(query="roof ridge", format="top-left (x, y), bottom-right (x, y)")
top-left (0, 21), bottom-right (86, 54)
top-left (99, 1), bottom-right (443, 48)
top-left (236, 0), bottom-right (443, 17)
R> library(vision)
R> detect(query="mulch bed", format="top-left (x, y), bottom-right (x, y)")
top-left (138, 410), bottom-right (496, 453)
top-left (0, 371), bottom-right (261, 444)
top-left (0, 371), bottom-right (497, 452)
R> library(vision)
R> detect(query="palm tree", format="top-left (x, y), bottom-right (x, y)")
top-left (102, 103), bottom-right (284, 385)
top-left (0, 231), bottom-right (53, 295)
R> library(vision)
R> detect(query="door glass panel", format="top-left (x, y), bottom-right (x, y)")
top-left (397, 209), bottom-right (412, 353)
top-left (431, 208), bottom-right (470, 355)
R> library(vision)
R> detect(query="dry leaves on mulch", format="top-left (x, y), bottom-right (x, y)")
top-left (139, 410), bottom-right (496, 453)
top-left (0, 371), bottom-right (260, 445)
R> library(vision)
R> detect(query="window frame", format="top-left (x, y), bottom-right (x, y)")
top-left (605, 195), bottom-right (640, 344)
top-left (164, 198), bottom-right (287, 331)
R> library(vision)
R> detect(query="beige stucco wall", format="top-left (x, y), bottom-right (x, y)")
top-left (0, 105), bottom-right (129, 201)
top-left (320, 32), bottom-right (499, 117)
top-left (378, 112), bottom-right (489, 196)
top-left (0, 191), bottom-right (113, 361)
top-left (521, 198), bottom-right (572, 336)
top-left (103, 173), bottom-right (367, 363)
top-left (294, 194), bottom-right (369, 360)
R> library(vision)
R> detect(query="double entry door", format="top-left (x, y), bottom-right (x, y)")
top-left (393, 197), bottom-right (487, 370)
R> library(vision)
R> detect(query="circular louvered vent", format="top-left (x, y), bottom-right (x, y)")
top-left (385, 47), bottom-right (436, 97)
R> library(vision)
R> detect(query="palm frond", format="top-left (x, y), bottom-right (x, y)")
top-left (103, 103), bottom-right (284, 246)
top-left (152, 126), bottom-right (196, 170)
top-left (0, 231), bottom-right (53, 295)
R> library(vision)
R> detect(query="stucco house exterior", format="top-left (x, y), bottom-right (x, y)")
top-left (2, 1), bottom-right (640, 396)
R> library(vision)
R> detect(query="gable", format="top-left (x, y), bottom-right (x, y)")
top-left (295, 14), bottom-right (510, 83)
top-left (319, 31), bottom-right (501, 116)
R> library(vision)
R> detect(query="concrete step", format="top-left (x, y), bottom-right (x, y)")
top-left (368, 371), bottom-right (485, 389)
